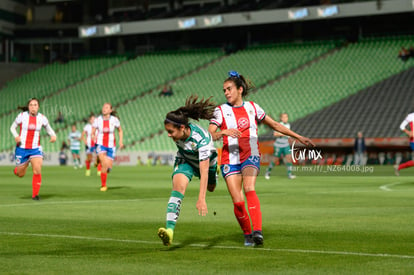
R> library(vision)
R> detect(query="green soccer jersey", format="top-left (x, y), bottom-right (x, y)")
top-left (175, 123), bottom-right (217, 169)
top-left (274, 122), bottom-right (290, 148)
top-left (68, 131), bottom-right (82, 151)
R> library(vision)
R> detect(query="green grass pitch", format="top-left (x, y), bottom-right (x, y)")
top-left (1, 165), bottom-right (414, 274)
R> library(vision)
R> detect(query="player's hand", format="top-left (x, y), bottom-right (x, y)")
top-left (15, 136), bottom-right (21, 144)
top-left (50, 136), bottom-right (57, 143)
top-left (196, 199), bottom-right (208, 216)
top-left (224, 128), bottom-right (242, 138)
top-left (119, 143), bottom-right (125, 150)
top-left (298, 136), bottom-right (315, 147)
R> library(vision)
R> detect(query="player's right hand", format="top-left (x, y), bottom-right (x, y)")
top-left (224, 128), bottom-right (242, 138)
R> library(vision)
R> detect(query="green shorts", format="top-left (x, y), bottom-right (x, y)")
top-left (172, 158), bottom-right (217, 185)
top-left (273, 145), bottom-right (291, 158)
top-left (71, 149), bottom-right (80, 155)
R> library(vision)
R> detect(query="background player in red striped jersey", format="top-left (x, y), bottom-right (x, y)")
top-left (82, 115), bottom-right (98, 176)
top-left (209, 71), bottom-right (314, 246)
top-left (394, 112), bottom-right (414, 176)
top-left (92, 103), bottom-right (124, 191)
top-left (10, 98), bottom-right (56, 200)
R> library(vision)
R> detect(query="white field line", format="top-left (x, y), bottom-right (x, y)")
top-left (380, 182), bottom-right (403, 192)
top-left (1, 231), bottom-right (414, 259)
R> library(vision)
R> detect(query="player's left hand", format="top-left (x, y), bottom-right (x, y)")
top-left (50, 136), bottom-right (57, 143)
top-left (196, 199), bottom-right (208, 216)
top-left (119, 143), bottom-right (125, 150)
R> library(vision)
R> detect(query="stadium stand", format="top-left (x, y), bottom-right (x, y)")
top-left (0, 62), bottom-right (43, 89)
top-left (2, 36), bottom-right (414, 153)
top-left (252, 36), bottom-right (414, 137)
top-left (0, 48), bottom-right (224, 152)
top-left (291, 66), bottom-right (414, 138)
top-left (125, 40), bottom-right (338, 151)
top-left (0, 56), bottom-right (127, 117)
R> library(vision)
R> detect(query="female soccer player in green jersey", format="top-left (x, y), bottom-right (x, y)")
top-left (158, 95), bottom-right (218, 246)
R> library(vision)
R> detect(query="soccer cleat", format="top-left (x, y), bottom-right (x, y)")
top-left (244, 234), bottom-right (254, 246)
top-left (252, 230), bottom-right (264, 246)
top-left (97, 171), bottom-right (101, 176)
top-left (394, 165), bottom-right (400, 176)
top-left (85, 169), bottom-right (91, 176)
top-left (264, 172), bottom-right (270, 180)
top-left (32, 195), bottom-right (40, 201)
top-left (158, 227), bottom-right (173, 246)
top-left (288, 174), bottom-right (296, 179)
top-left (100, 186), bottom-right (108, 192)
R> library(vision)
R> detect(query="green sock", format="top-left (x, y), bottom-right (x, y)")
top-left (286, 162), bottom-right (292, 176)
top-left (267, 161), bottom-right (275, 173)
top-left (166, 190), bottom-right (184, 230)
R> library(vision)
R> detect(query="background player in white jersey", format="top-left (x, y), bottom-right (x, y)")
top-left (209, 71), bottom-right (314, 246)
top-left (394, 112), bottom-right (414, 175)
top-left (67, 124), bottom-right (82, 169)
top-left (265, 113), bottom-right (296, 179)
top-left (92, 103), bottom-right (124, 191)
top-left (10, 98), bottom-right (56, 200)
top-left (158, 95), bottom-right (217, 246)
top-left (82, 115), bottom-right (97, 176)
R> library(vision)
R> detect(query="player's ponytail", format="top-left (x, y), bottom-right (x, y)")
top-left (165, 95), bottom-right (216, 128)
top-left (225, 70), bottom-right (255, 97)
top-left (110, 110), bottom-right (120, 120)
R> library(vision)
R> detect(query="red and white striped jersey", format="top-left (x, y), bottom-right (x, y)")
top-left (210, 101), bottom-right (265, 165)
top-left (12, 112), bottom-right (52, 149)
top-left (83, 123), bottom-right (97, 148)
top-left (400, 112), bottom-right (414, 142)
top-left (93, 115), bottom-right (120, 148)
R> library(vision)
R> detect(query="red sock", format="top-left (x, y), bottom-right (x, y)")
top-left (233, 202), bottom-right (252, 235)
top-left (100, 172), bottom-right (107, 187)
top-left (398, 160), bottom-right (414, 170)
top-left (246, 191), bottom-right (262, 231)
top-left (14, 167), bottom-right (18, 176)
top-left (85, 160), bottom-right (91, 170)
top-left (32, 174), bottom-right (42, 197)
top-left (97, 163), bottom-right (102, 172)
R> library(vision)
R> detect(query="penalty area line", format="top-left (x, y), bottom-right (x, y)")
top-left (1, 231), bottom-right (414, 259)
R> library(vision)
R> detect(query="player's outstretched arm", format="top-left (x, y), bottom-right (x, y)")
top-left (262, 115), bottom-right (315, 147)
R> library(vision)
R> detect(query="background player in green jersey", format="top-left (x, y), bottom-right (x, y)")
top-left (68, 124), bottom-right (82, 169)
top-left (265, 113), bottom-right (296, 179)
top-left (158, 95), bottom-right (217, 246)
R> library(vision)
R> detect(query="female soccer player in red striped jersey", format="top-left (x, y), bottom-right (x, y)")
top-left (394, 112), bottom-right (414, 175)
top-left (209, 71), bottom-right (314, 246)
top-left (82, 115), bottom-right (97, 176)
top-left (92, 103), bottom-right (124, 191)
top-left (10, 98), bottom-right (56, 200)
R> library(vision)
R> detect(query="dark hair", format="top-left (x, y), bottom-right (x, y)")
top-left (164, 95), bottom-right (216, 128)
top-left (224, 71), bottom-right (255, 97)
top-left (18, 98), bottom-right (40, 112)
